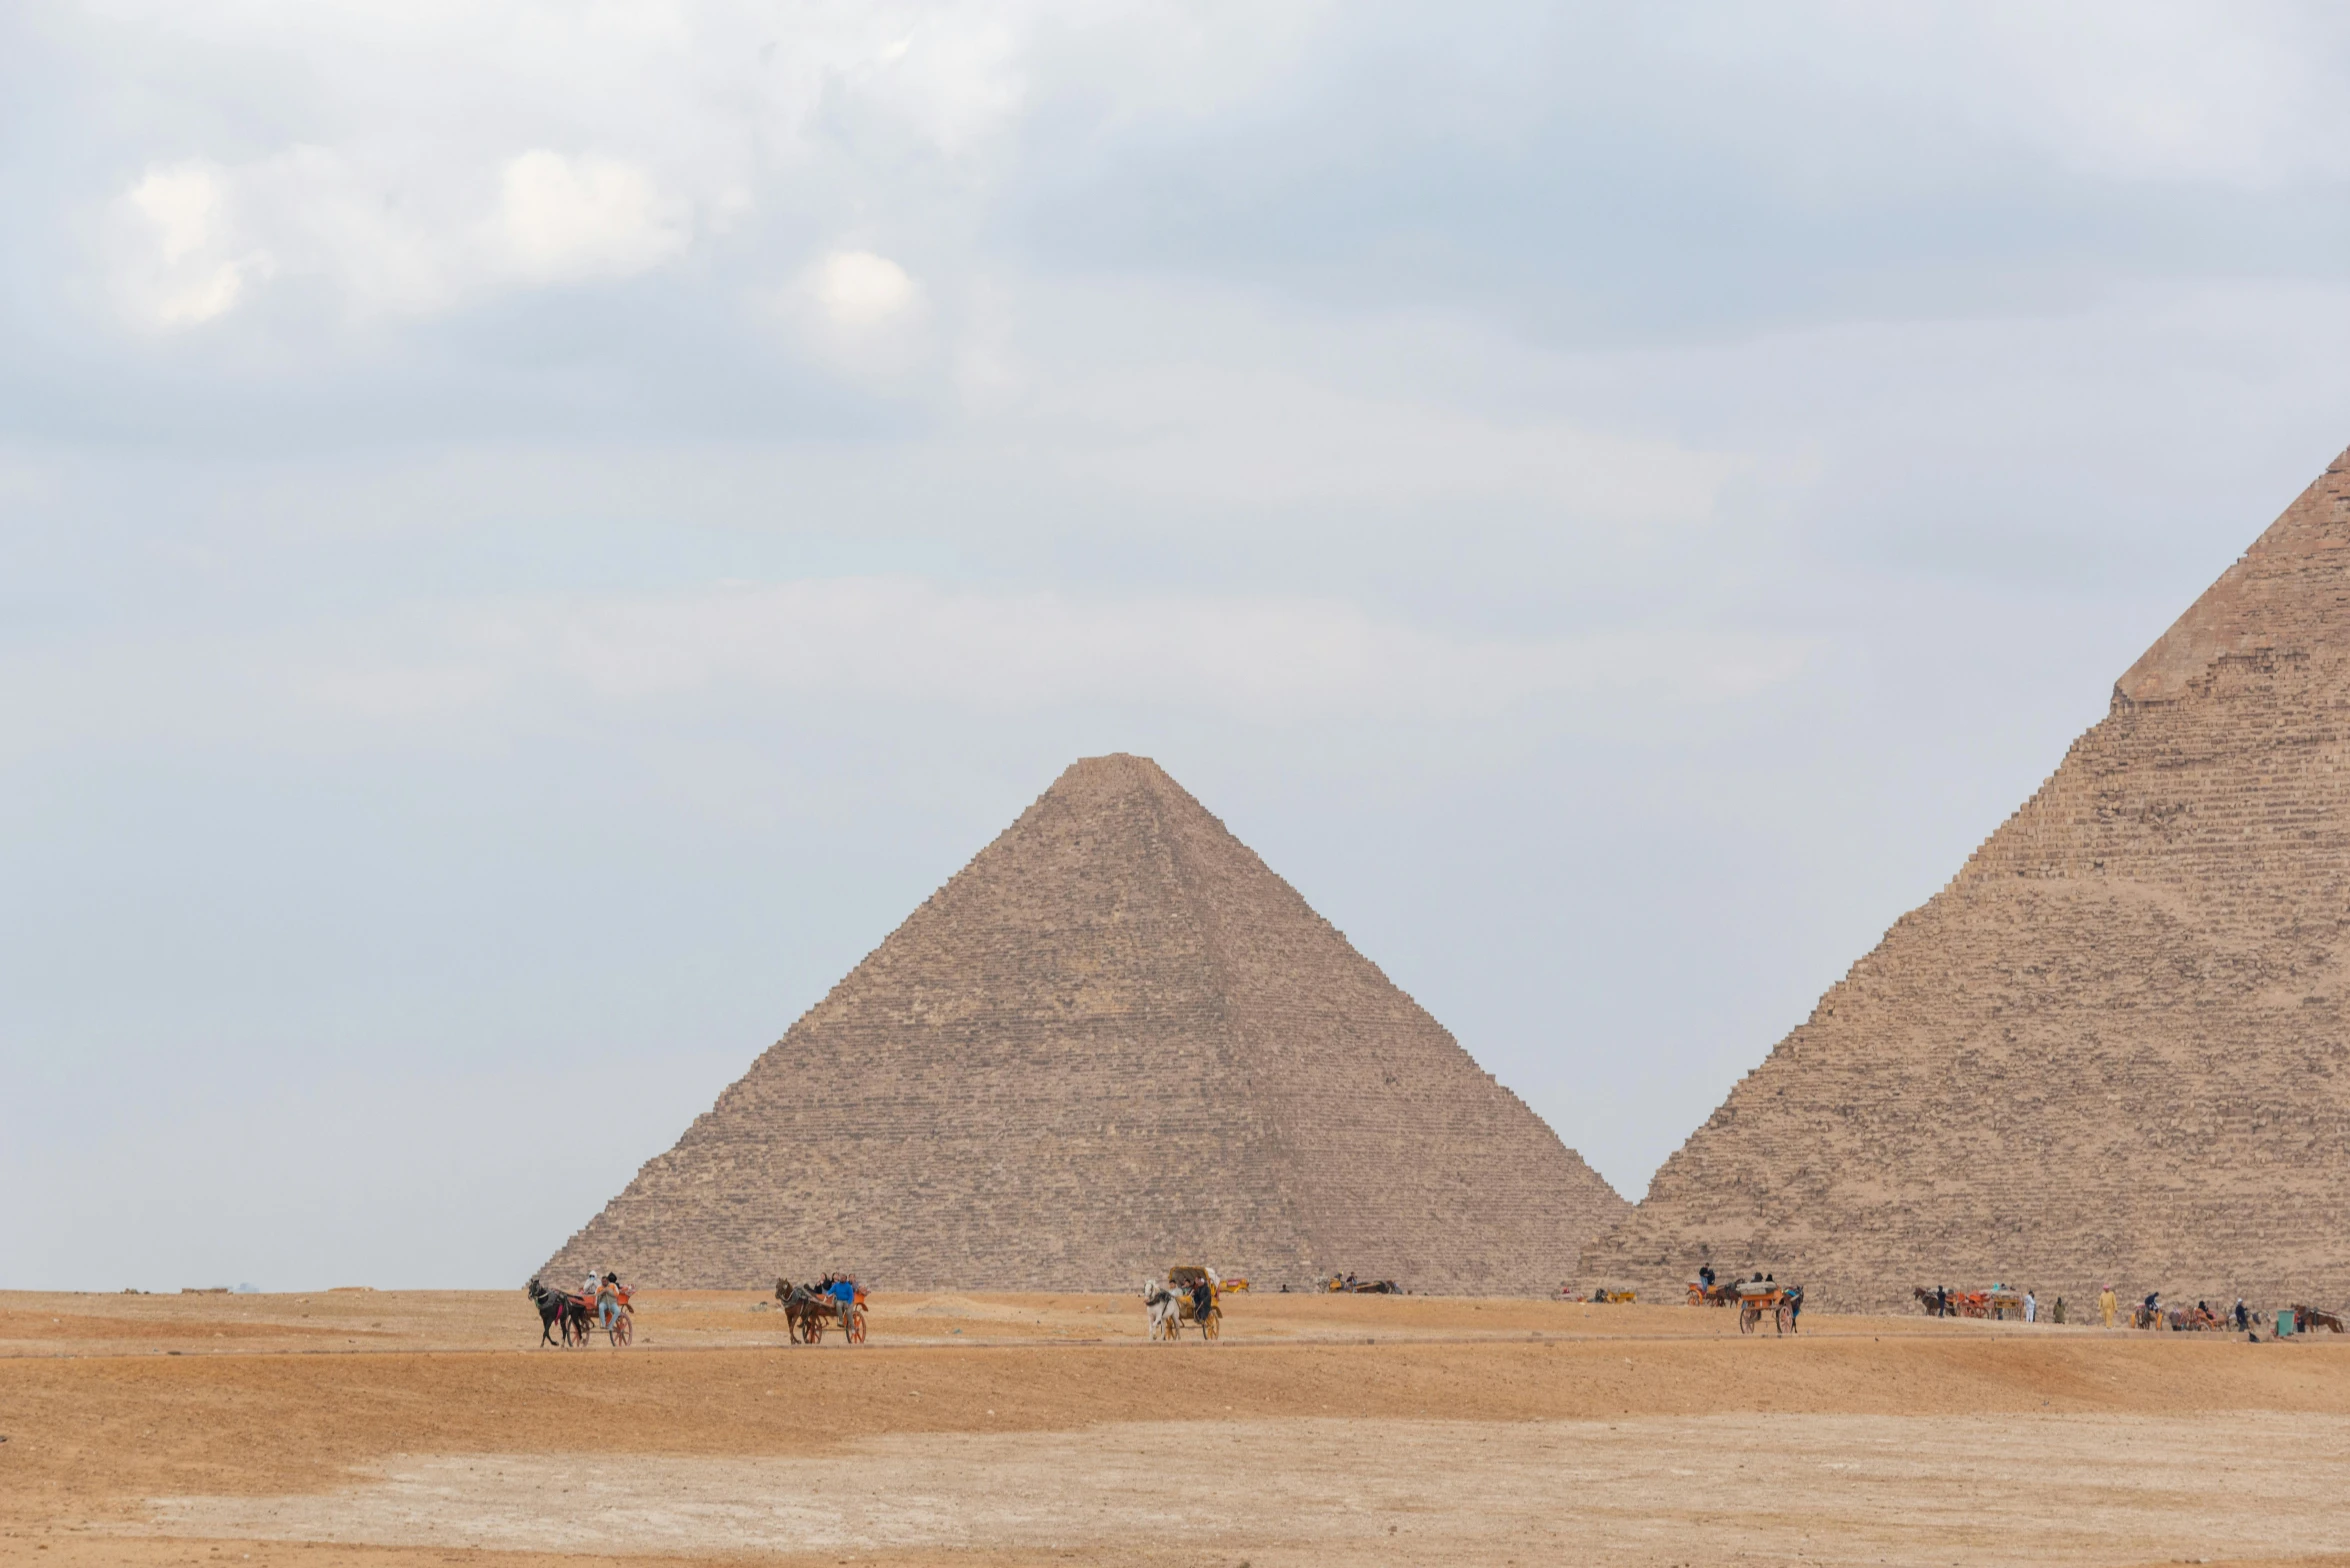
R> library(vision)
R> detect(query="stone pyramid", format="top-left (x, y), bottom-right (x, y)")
top-left (546, 754), bottom-right (1624, 1293)
top-left (1581, 446), bottom-right (2350, 1312)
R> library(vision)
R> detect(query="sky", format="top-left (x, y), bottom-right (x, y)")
top-left (8, 1), bottom-right (2350, 1291)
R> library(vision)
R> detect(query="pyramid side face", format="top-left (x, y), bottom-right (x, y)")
top-left (1135, 763), bottom-right (1627, 1294)
top-left (1581, 449), bottom-right (2350, 1311)
top-left (545, 754), bottom-right (1622, 1293)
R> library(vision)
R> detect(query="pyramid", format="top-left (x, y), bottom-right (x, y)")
top-left (545, 754), bottom-right (1624, 1293)
top-left (1580, 446), bottom-right (2350, 1312)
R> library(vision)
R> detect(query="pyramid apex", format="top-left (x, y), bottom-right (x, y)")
top-left (1041, 752), bottom-right (1182, 800)
top-left (1064, 751), bottom-right (1164, 773)
top-left (2115, 444), bottom-right (2350, 705)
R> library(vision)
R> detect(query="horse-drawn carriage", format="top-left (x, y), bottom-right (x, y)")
top-left (1322, 1274), bottom-right (1401, 1294)
top-left (525, 1277), bottom-right (633, 1348)
top-left (1153, 1265), bottom-right (1223, 1340)
top-left (1735, 1282), bottom-right (1803, 1335)
top-left (1690, 1280), bottom-right (1741, 1308)
top-left (775, 1275), bottom-right (867, 1344)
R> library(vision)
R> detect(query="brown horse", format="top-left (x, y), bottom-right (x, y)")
top-left (2292, 1305), bottom-right (2346, 1333)
top-left (775, 1277), bottom-right (830, 1343)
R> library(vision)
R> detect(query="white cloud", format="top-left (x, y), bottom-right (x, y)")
top-left (495, 151), bottom-right (686, 285)
top-left (285, 578), bottom-right (1809, 725)
top-left (807, 250), bottom-right (919, 327)
top-left (768, 247), bottom-right (934, 381)
top-left (105, 163), bottom-right (275, 328)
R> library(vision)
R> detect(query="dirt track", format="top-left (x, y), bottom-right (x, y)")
top-left (6, 1289), bottom-right (2349, 1567)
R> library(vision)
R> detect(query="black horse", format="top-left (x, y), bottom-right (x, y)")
top-left (524, 1277), bottom-right (592, 1347)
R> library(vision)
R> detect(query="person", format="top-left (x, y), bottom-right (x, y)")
top-left (1935, 1284), bottom-right (1949, 1319)
top-left (583, 1267), bottom-right (601, 1298)
top-left (831, 1275), bottom-right (857, 1338)
top-left (2100, 1285), bottom-right (2117, 1329)
top-left (2025, 1290), bottom-right (2038, 1324)
top-left (1698, 1264), bottom-right (1716, 1290)
top-left (2234, 1298), bottom-right (2250, 1332)
top-left (1191, 1274), bottom-right (1214, 1328)
top-left (1785, 1284), bottom-right (1804, 1332)
top-left (597, 1272), bottom-right (623, 1332)
top-left (2053, 1296), bottom-right (2067, 1325)
top-left (2142, 1291), bottom-right (2160, 1328)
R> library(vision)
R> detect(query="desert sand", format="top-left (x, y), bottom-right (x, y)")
top-left (6, 1287), bottom-right (2350, 1568)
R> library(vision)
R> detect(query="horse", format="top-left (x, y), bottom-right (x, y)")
top-left (524, 1277), bottom-right (592, 1347)
top-left (2293, 1305), bottom-right (2346, 1333)
top-left (1142, 1281), bottom-right (1182, 1341)
top-left (1912, 1286), bottom-right (1948, 1317)
top-left (777, 1277), bottom-right (832, 1343)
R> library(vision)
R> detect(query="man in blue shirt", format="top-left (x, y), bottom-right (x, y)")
top-left (831, 1277), bottom-right (858, 1341)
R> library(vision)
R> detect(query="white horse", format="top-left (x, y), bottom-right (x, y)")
top-left (1142, 1280), bottom-right (1182, 1341)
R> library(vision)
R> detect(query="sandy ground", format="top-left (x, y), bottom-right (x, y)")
top-left (6, 1288), bottom-right (2349, 1568)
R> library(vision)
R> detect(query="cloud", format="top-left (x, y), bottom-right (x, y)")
top-left (806, 250), bottom-right (920, 327)
top-left (286, 578), bottom-right (1810, 726)
top-left (98, 146), bottom-right (689, 327)
top-left (105, 163), bottom-right (275, 328)
top-left (767, 247), bottom-right (933, 381)
top-left (495, 151), bottom-right (687, 285)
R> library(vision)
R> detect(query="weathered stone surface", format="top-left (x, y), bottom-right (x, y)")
top-left (1581, 447), bottom-right (2350, 1312)
top-left (546, 754), bottom-right (1623, 1293)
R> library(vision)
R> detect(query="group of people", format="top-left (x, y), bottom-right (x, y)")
top-left (1922, 1283), bottom-right (2051, 1321)
top-left (2096, 1288), bottom-right (2255, 1333)
top-left (1912, 1283), bottom-right (2261, 1334)
top-left (581, 1268), bottom-right (627, 1330)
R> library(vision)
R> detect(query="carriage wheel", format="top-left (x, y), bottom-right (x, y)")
top-left (804, 1315), bottom-right (824, 1345)
top-left (848, 1308), bottom-right (867, 1344)
top-left (611, 1311), bottom-right (633, 1348)
top-left (1202, 1308), bottom-right (1220, 1341)
top-left (1739, 1304), bottom-right (1758, 1335)
top-left (1774, 1304), bottom-right (1790, 1336)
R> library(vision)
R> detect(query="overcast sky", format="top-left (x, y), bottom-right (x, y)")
top-left (8, 1), bottom-right (2350, 1290)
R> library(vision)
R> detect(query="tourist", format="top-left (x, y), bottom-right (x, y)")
top-left (597, 1272), bottom-right (623, 1332)
top-left (2099, 1285), bottom-right (2116, 1328)
top-left (2024, 1289), bottom-right (2038, 1323)
top-left (1698, 1263), bottom-right (1716, 1290)
top-left (583, 1266), bottom-right (602, 1298)
top-left (831, 1275), bottom-right (857, 1337)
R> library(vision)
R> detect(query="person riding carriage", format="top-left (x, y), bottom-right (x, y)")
top-left (597, 1272), bottom-right (626, 1333)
